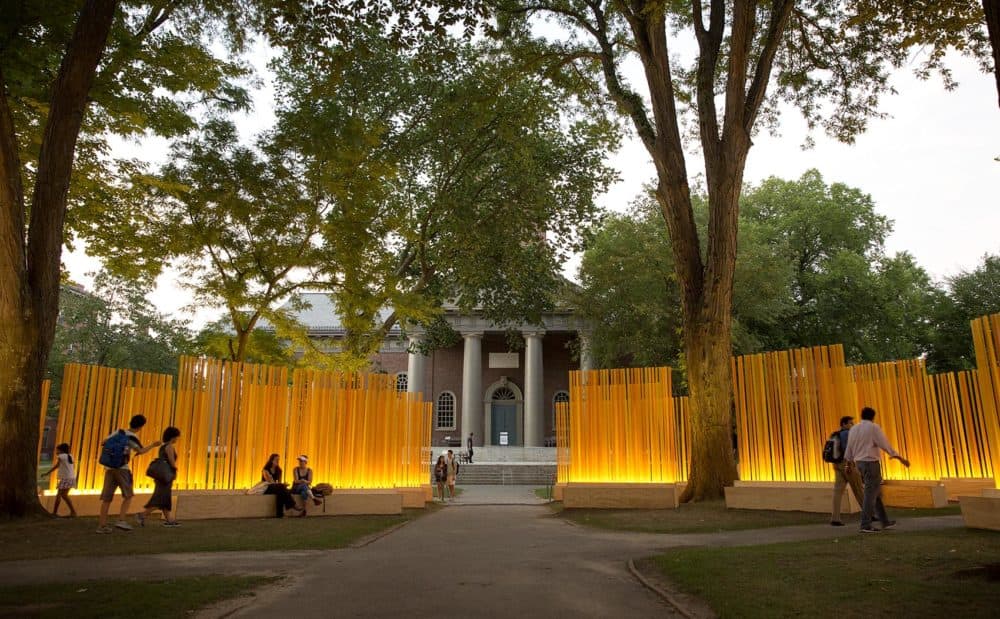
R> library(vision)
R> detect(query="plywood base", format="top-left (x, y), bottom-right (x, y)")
top-left (553, 483), bottom-right (565, 501)
top-left (939, 478), bottom-right (995, 501)
top-left (326, 489), bottom-right (402, 515)
top-left (40, 492), bottom-right (153, 517)
top-left (562, 483), bottom-right (679, 509)
top-left (983, 488), bottom-right (1000, 499)
top-left (959, 495), bottom-right (1000, 531)
top-left (724, 481), bottom-right (859, 513)
top-left (42, 488), bottom-right (404, 519)
top-left (397, 486), bottom-right (430, 508)
top-left (881, 480), bottom-right (948, 508)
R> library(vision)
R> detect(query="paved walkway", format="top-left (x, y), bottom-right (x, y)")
top-left (0, 497), bottom-right (964, 618)
top-left (443, 484), bottom-right (552, 505)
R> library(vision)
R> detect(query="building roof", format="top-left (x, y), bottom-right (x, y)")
top-left (276, 293), bottom-right (402, 336)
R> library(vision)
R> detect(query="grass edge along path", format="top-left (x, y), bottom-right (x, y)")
top-left (0, 575), bottom-right (278, 619)
top-left (551, 499), bottom-right (962, 534)
top-left (649, 528), bottom-right (1000, 618)
top-left (0, 509), bottom-right (430, 562)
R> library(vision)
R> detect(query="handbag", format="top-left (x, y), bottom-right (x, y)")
top-left (146, 457), bottom-right (175, 484)
top-left (246, 481), bottom-right (269, 495)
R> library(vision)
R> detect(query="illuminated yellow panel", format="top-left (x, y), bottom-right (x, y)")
top-left (559, 367), bottom-right (688, 484)
top-left (44, 357), bottom-right (431, 492)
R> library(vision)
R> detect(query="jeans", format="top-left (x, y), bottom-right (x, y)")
top-left (856, 460), bottom-right (890, 529)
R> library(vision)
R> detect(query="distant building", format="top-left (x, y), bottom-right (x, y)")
top-left (282, 293), bottom-right (592, 448)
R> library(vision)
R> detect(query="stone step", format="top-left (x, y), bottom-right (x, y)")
top-left (430, 464), bottom-right (556, 486)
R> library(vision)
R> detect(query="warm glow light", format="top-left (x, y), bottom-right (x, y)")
top-left (972, 314), bottom-right (1000, 490)
top-left (732, 342), bottom-right (995, 484)
top-left (44, 358), bottom-right (431, 493)
top-left (556, 367), bottom-right (689, 484)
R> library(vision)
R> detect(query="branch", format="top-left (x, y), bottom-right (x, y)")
top-left (743, 0), bottom-right (795, 133)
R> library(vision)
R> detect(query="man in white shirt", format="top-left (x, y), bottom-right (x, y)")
top-left (844, 407), bottom-right (910, 533)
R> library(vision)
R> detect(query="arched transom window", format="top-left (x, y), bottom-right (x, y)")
top-left (395, 372), bottom-right (408, 392)
top-left (492, 386), bottom-right (516, 401)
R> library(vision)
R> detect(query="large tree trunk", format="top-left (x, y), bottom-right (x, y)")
top-left (0, 0), bottom-right (118, 517)
top-left (986, 0), bottom-right (1000, 108)
top-left (681, 310), bottom-right (738, 501)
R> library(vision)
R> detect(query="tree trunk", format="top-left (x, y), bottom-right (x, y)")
top-left (678, 293), bottom-right (739, 501)
top-left (0, 0), bottom-right (117, 517)
top-left (985, 0), bottom-right (1000, 108)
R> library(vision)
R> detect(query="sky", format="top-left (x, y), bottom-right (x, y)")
top-left (64, 48), bottom-right (999, 328)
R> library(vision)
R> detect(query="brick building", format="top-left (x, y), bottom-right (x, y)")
top-left (285, 293), bottom-right (592, 449)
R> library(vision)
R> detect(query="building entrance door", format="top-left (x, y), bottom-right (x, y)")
top-left (491, 404), bottom-right (519, 446)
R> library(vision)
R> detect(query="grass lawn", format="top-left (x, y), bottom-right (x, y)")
top-left (554, 499), bottom-right (962, 533)
top-left (0, 575), bottom-right (274, 618)
top-left (0, 511), bottom-right (421, 561)
top-left (651, 528), bottom-right (1000, 618)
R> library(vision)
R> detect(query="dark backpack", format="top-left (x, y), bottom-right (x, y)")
top-left (822, 431), bottom-right (843, 463)
top-left (99, 430), bottom-right (131, 468)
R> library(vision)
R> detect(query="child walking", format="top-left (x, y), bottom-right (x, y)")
top-left (41, 443), bottom-right (77, 517)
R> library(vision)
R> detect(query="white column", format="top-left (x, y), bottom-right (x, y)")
top-left (523, 330), bottom-right (545, 447)
top-left (461, 332), bottom-right (483, 445)
top-left (579, 331), bottom-right (593, 372)
top-left (406, 336), bottom-right (426, 397)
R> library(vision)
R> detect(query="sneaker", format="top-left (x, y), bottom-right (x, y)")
top-left (162, 521), bottom-right (181, 527)
top-left (881, 520), bottom-right (897, 530)
top-left (860, 526), bottom-right (879, 533)
top-left (95, 525), bottom-right (113, 534)
top-left (114, 520), bottom-right (133, 531)
top-left (136, 512), bottom-right (146, 527)
top-left (830, 521), bottom-right (845, 526)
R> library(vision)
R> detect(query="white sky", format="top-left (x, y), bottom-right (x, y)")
top-left (65, 49), bottom-right (999, 328)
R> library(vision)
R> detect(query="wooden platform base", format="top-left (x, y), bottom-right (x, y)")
top-left (553, 483), bottom-right (564, 501)
top-left (959, 494), bottom-right (1000, 531)
top-left (41, 488), bottom-right (404, 519)
top-left (397, 486), bottom-right (431, 508)
top-left (881, 480), bottom-right (948, 508)
top-left (940, 478), bottom-right (995, 501)
top-left (561, 483), bottom-right (679, 509)
top-left (724, 481), bottom-right (859, 513)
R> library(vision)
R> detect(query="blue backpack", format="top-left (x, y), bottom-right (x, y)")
top-left (99, 430), bottom-right (131, 468)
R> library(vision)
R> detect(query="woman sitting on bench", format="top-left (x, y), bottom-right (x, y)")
top-left (262, 453), bottom-right (302, 518)
top-left (292, 455), bottom-right (322, 516)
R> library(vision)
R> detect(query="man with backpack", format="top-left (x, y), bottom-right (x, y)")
top-left (96, 414), bottom-right (161, 534)
top-left (826, 415), bottom-right (864, 526)
top-left (844, 407), bottom-right (911, 533)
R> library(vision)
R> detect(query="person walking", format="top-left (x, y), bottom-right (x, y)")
top-left (41, 443), bottom-right (77, 517)
top-left (96, 414), bottom-right (161, 534)
top-left (446, 449), bottom-right (459, 500)
top-left (434, 455), bottom-right (448, 502)
top-left (467, 432), bottom-right (474, 464)
top-left (828, 416), bottom-right (864, 526)
top-left (844, 407), bottom-right (910, 533)
top-left (138, 427), bottom-right (181, 527)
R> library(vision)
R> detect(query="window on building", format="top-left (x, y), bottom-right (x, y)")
top-left (492, 386), bottom-right (516, 401)
top-left (396, 372), bottom-right (408, 392)
top-left (436, 392), bottom-right (456, 429)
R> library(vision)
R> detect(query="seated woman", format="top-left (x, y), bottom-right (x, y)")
top-left (262, 453), bottom-right (301, 518)
top-left (291, 455), bottom-right (322, 516)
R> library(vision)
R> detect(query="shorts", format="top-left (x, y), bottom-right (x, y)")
top-left (57, 478), bottom-right (76, 491)
top-left (100, 468), bottom-right (134, 502)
